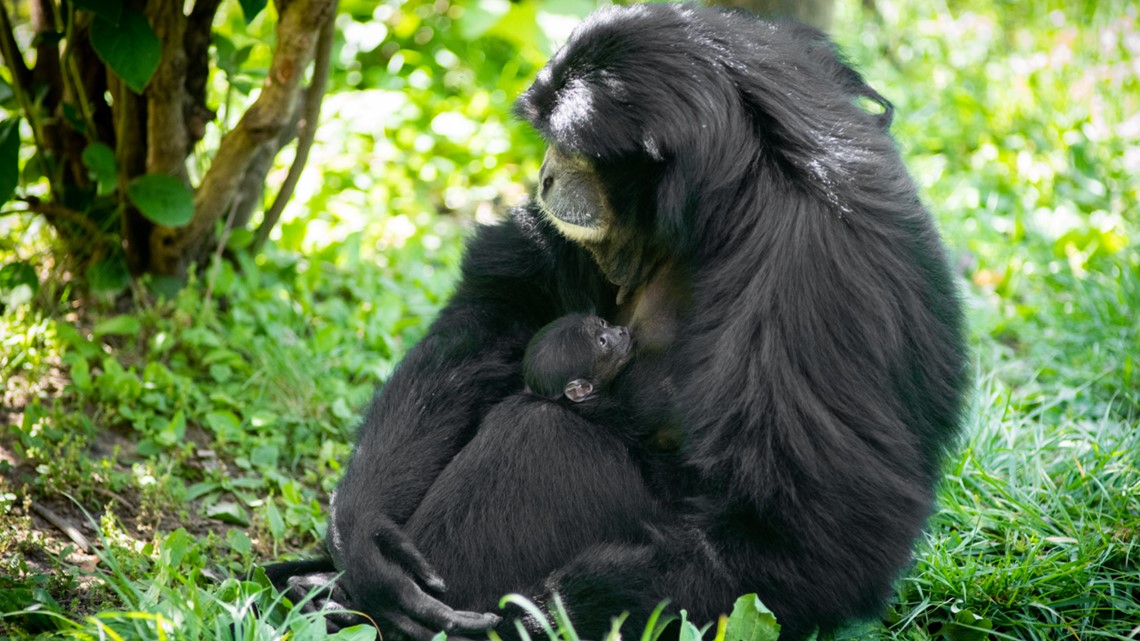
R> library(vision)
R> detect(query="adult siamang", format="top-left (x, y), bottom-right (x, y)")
top-left (265, 5), bottom-right (968, 641)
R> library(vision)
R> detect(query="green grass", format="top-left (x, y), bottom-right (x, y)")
top-left (1, 0), bottom-right (1138, 639)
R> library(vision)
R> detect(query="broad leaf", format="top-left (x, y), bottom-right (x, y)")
top-left (93, 315), bottom-right (141, 336)
top-left (72, 0), bottom-right (122, 25)
top-left (127, 174), bottom-right (194, 227)
top-left (206, 502), bottom-right (251, 526)
top-left (0, 261), bottom-right (38, 292)
top-left (239, 0), bottom-right (267, 24)
top-left (0, 118), bottom-right (20, 205)
top-left (328, 626), bottom-right (377, 641)
top-left (86, 253), bottom-right (130, 293)
top-left (81, 142), bottom-right (118, 196)
top-left (91, 6), bottom-right (160, 93)
top-left (724, 594), bottom-right (781, 641)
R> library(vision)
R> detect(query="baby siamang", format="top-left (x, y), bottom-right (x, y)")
top-left (267, 5), bottom-right (969, 640)
top-left (401, 313), bottom-right (659, 612)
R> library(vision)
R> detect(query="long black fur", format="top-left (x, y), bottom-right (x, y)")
top-left (269, 5), bottom-right (968, 640)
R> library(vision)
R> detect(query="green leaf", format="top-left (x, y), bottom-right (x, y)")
top-left (86, 254), bottom-right (130, 293)
top-left (238, 0), bottom-right (267, 24)
top-left (250, 444), bottom-right (279, 468)
top-left (209, 363), bottom-right (233, 382)
top-left (93, 314), bottom-right (141, 336)
top-left (62, 353), bottom-right (92, 392)
top-left (160, 528), bottom-right (193, 567)
top-left (90, 6), bottom-right (160, 93)
top-left (207, 502), bottom-right (250, 526)
top-left (61, 103), bottom-right (86, 134)
top-left (213, 34), bottom-right (253, 77)
top-left (81, 142), bottom-right (118, 196)
top-left (328, 627), bottom-right (378, 641)
top-left (205, 410), bottom-right (241, 437)
top-left (226, 529), bottom-right (252, 557)
top-left (226, 227), bottom-right (253, 250)
top-left (155, 410), bottom-right (187, 447)
top-left (0, 118), bottom-right (21, 205)
top-left (0, 78), bottom-right (14, 104)
top-left (266, 499), bottom-right (285, 540)
top-left (127, 174), bottom-right (194, 227)
top-left (186, 481), bottom-right (221, 501)
top-left (72, 0), bottom-right (122, 25)
top-left (724, 594), bottom-right (780, 641)
top-left (943, 610), bottom-right (993, 641)
top-left (136, 438), bottom-right (160, 457)
top-left (0, 261), bottom-right (38, 293)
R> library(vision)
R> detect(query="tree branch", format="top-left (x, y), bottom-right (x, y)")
top-left (30, 0), bottom-right (62, 112)
top-left (184, 0), bottom-right (221, 148)
top-left (231, 92), bottom-right (304, 230)
top-left (253, 0), bottom-right (337, 250)
top-left (145, 1), bottom-right (190, 182)
top-left (72, 21), bottom-right (115, 146)
top-left (110, 73), bottom-right (152, 274)
top-left (22, 196), bottom-right (104, 239)
top-left (153, 0), bottom-right (337, 275)
top-left (61, 5), bottom-right (97, 139)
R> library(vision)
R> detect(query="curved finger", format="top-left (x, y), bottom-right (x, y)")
top-left (320, 600), bottom-right (370, 632)
top-left (373, 522), bottom-right (447, 594)
top-left (382, 609), bottom-right (474, 641)
top-left (394, 582), bottom-right (502, 634)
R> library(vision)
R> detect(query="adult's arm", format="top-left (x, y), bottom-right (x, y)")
top-left (308, 205), bottom-right (613, 637)
top-left (334, 204), bottom-right (612, 527)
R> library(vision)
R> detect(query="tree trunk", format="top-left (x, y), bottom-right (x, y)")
top-left (0, 0), bottom-right (338, 286)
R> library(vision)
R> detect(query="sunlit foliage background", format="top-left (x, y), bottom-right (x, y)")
top-left (0, 0), bottom-right (1137, 639)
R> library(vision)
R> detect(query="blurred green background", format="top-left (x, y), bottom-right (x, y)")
top-left (0, 0), bottom-right (1137, 639)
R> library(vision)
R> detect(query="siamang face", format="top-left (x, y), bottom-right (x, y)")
top-left (524, 314), bottom-right (633, 403)
top-left (536, 146), bottom-right (613, 244)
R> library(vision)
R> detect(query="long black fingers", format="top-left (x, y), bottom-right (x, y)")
top-left (393, 582), bottom-right (502, 634)
top-left (373, 522), bottom-right (448, 594)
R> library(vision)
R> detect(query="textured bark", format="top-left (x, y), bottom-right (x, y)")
top-left (254, 0), bottom-right (337, 250)
top-left (111, 73), bottom-right (153, 274)
top-left (30, 0), bottom-right (62, 112)
top-left (145, 1), bottom-right (190, 182)
top-left (183, 0), bottom-right (221, 147)
top-left (70, 20), bottom-right (115, 146)
top-left (150, 0), bottom-right (338, 275)
top-left (232, 96), bottom-right (304, 231)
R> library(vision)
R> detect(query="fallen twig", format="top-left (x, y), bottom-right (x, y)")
top-left (30, 500), bottom-right (92, 553)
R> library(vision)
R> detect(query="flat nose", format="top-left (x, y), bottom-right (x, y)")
top-left (539, 163), bottom-right (554, 199)
top-left (539, 147), bottom-right (557, 199)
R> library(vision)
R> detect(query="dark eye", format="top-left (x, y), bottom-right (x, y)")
top-left (598, 335), bottom-right (608, 347)
top-left (599, 319), bottom-right (609, 328)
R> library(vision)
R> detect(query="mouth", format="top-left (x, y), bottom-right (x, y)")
top-left (538, 198), bottom-right (608, 243)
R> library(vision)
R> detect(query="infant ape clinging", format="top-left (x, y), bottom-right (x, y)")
top-left (398, 313), bottom-right (658, 614)
top-left (523, 313), bottom-right (633, 403)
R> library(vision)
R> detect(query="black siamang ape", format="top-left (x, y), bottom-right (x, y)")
top-left (266, 5), bottom-right (968, 641)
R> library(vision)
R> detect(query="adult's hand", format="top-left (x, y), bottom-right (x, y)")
top-left (332, 515), bottom-right (502, 639)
